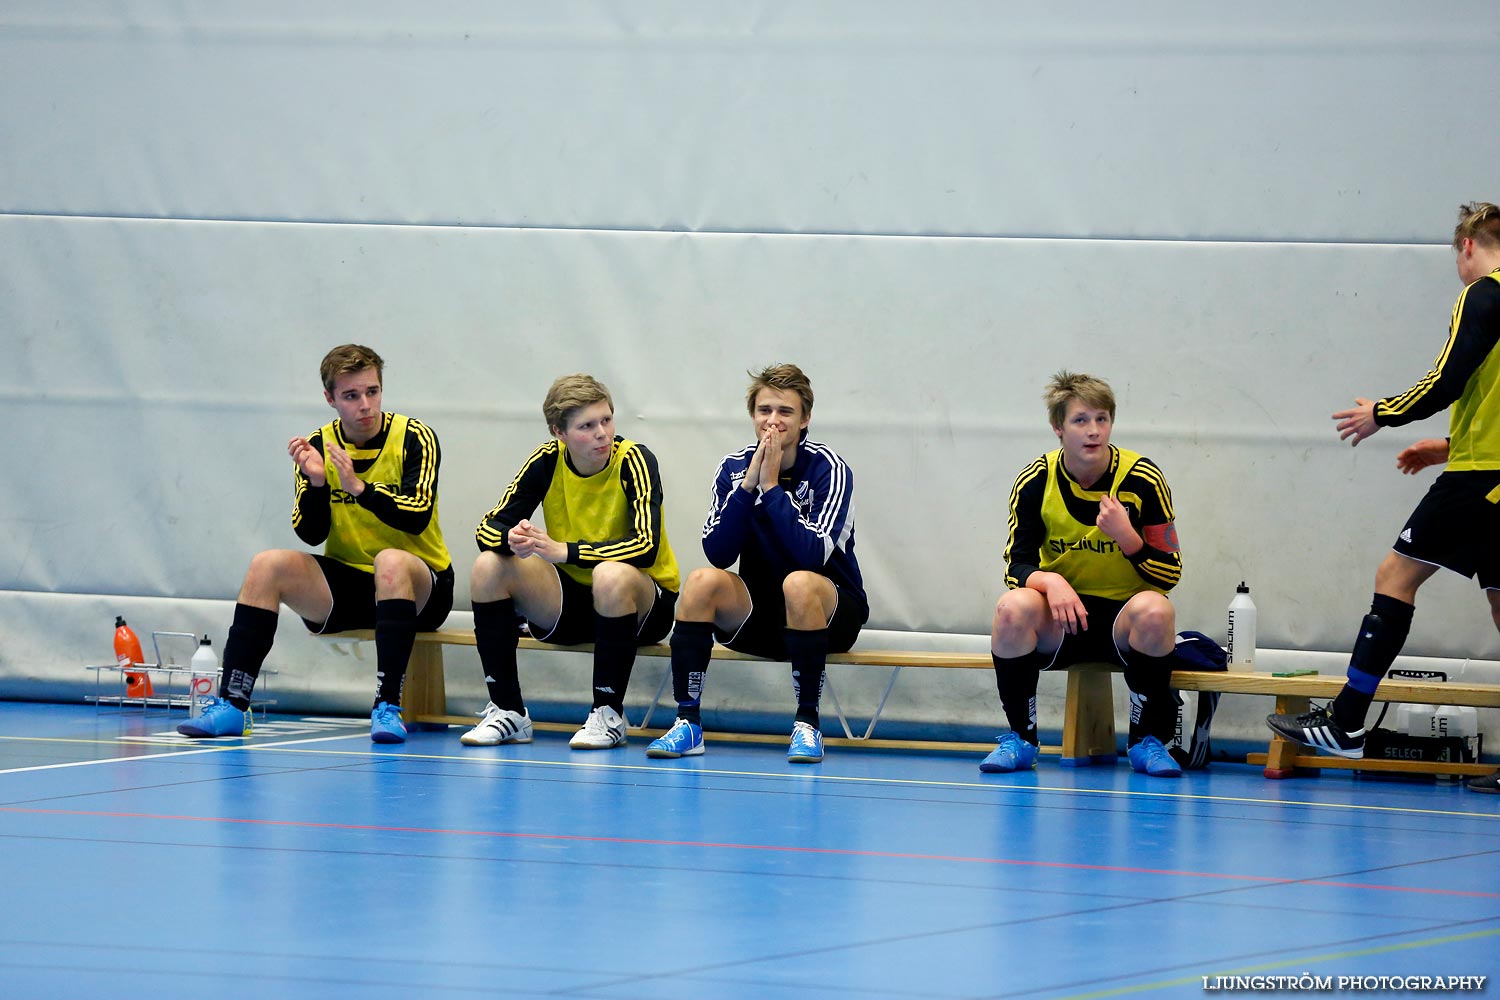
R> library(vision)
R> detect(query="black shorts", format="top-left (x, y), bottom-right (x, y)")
top-left (304, 556), bottom-right (455, 634)
top-left (526, 565), bottom-right (678, 647)
top-left (1393, 470), bottom-right (1500, 589)
top-left (716, 580), bottom-right (865, 659)
top-left (1040, 594), bottom-right (1130, 670)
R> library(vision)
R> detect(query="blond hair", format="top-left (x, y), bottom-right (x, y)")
top-left (745, 363), bottom-right (814, 419)
top-left (543, 374), bottom-right (613, 432)
top-left (319, 344), bottom-right (384, 393)
top-left (1453, 202), bottom-right (1500, 251)
top-left (1045, 370), bottom-right (1116, 429)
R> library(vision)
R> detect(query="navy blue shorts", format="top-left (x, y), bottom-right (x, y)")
top-left (715, 580), bottom-right (864, 659)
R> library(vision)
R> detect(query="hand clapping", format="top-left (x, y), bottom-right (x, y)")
top-left (288, 437), bottom-right (326, 487)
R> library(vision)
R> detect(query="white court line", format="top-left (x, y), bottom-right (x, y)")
top-left (5, 732), bottom-right (1498, 822)
top-left (0, 731), bottom-right (371, 775)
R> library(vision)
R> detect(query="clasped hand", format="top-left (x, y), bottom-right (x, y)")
top-left (509, 519), bottom-right (566, 563)
top-left (741, 425), bottom-right (786, 493)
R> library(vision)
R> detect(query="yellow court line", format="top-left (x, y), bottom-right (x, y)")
top-left (240, 742), bottom-right (1500, 821)
top-left (1057, 927), bottom-right (1500, 1000)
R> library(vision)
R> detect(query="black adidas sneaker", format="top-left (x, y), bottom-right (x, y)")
top-left (1265, 705), bottom-right (1365, 759)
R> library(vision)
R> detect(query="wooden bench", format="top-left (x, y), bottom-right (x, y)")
top-left (325, 629), bottom-right (1500, 777)
top-left (1171, 670), bottom-right (1500, 778)
top-left (325, 628), bottom-right (1120, 763)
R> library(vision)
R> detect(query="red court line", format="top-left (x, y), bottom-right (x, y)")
top-left (3, 805), bottom-right (1495, 899)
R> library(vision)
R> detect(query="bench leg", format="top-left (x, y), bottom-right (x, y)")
top-left (1263, 694), bottom-right (1312, 778)
top-left (403, 644), bottom-right (449, 730)
top-left (1061, 670), bottom-right (1118, 767)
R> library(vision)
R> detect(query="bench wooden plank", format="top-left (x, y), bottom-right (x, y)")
top-left (323, 629), bottom-right (1500, 778)
top-left (1169, 670), bottom-right (1500, 706)
top-left (324, 628), bottom-right (1105, 760)
top-left (1170, 671), bottom-right (1499, 778)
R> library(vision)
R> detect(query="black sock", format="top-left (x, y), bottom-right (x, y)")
top-left (669, 621), bottom-right (714, 725)
top-left (592, 612), bottom-right (639, 714)
top-left (993, 651), bottom-right (1046, 746)
top-left (1332, 594), bottom-right (1414, 731)
top-left (1123, 649), bottom-right (1177, 747)
top-left (474, 598), bottom-right (524, 713)
top-left (373, 598), bottom-right (416, 709)
top-left (787, 627), bottom-right (828, 727)
top-left (221, 603), bottom-right (278, 710)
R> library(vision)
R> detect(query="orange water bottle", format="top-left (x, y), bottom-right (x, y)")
top-left (114, 616), bottom-right (154, 699)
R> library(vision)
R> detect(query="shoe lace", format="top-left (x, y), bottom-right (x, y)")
top-left (1296, 703), bottom-right (1335, 726)
top-left (375, 703), bottom-right (401, 725)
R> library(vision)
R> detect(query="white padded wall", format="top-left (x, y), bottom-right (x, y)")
top-left (4, 3), bottom-right (1500, 734)
top-left (4, 3), bottom-right (1495, 240)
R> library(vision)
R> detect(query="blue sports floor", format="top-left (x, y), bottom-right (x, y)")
top-left (1, 702), bottom-right (1496, 999)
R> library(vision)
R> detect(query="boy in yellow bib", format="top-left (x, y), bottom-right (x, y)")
top-left (464, 374), bottom-right (679, 750)
top-left (178, 344), bottom-right (454, 743)
top-left (985, 371), bottom-right (1184, 777)
top-left (1267, 202), bottom-right (1500, 788)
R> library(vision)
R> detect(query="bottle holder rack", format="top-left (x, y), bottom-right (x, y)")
top-left (86, 630), bottom-right (276, 714)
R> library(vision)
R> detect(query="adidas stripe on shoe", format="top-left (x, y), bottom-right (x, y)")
top-left (460, 702), bottom-right (534, 746)
top-left (1265, 705), bottom-right (1365, 759)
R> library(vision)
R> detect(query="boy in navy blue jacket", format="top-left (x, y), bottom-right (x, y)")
top-left (647, 364), bottom-right (867, 763)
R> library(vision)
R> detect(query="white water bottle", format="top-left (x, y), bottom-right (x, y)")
top-left (189, 634), bottom-right (219, 718)
top-left (1431, 705), bottom-right (1470, 740)
top-left (1227, 582), bottom-right (1256, 671)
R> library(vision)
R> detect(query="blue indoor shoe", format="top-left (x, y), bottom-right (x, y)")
top-left (647, 717), bottom-right (705, 758)
top-left (1128, 735), bottom-right (1182, 777)
top-left (979, 731), bottom-right (1038, 773)
top-left (177, 697), bottom-right (247, 738)
top-left (787, 720), bottom-right (824, 763)
top-left (371, 702), bottom-right (407, 744)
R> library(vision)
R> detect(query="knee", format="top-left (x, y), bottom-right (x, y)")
top-left (991, 591), bottom-right (1039, 642)
top-left (1373, 555), bottom-right (1402, 593)
top-left (372, 548), bottom-right (421, 595)
top-left (244, 549), bottom-right (292, 587)
top-left (470, 550), bottom-right (511, 595)
top-left (1127, 595), bottom-right (1176, 653)
top-left (781, 571), bottom-right (825, 613)
top-left (1135, 596), bottom-right (1175, 635)
top-left (679, 567), bottom-right (730, 615)
top-left (589, 562), bottom-right (638, 609)
top-left (372, 548), bottom-right (413, 577)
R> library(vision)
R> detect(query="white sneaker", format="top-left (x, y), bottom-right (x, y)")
top-left (460, 702), bottom-right (534, 746)
top-left (569, 705), bottom-right (628, 749)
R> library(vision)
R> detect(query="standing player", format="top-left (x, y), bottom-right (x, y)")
top-left (178, 344), bottom-right (454, 743)
top-left (985, 371), bottom-right (1185, 777)
top-left (1266, 202), bottom-right (1500, 795)
top-left (463, 374), bottom-right (679, 750)
top-left (646, 364), bottom-right (867, 764)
